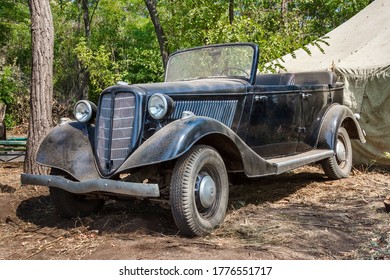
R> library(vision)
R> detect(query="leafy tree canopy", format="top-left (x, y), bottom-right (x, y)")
top-left (0, 0), bottom-right (371, 126)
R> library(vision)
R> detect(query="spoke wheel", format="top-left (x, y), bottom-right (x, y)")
top-left (321, 127), bottom-right (352, 179)
top-left (170, 145), bottom-right (229, 237)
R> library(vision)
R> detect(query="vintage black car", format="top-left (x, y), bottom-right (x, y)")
top-left (22, 43), bottom-right (366, 237)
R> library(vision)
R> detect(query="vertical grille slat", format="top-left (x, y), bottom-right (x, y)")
top-left (167, 100), bottom-right (238, 127)
top-left (96, 92), bottom-right (136, 175)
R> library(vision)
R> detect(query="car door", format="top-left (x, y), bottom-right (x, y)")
top-left (295, 71), bottom-right (336, 152)
top-left (245, 85), bottom-right (302, 157)
top-left (296, 85), bottom-right (331, 152)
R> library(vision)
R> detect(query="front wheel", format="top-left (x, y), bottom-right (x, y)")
top-left (321, 127), bottom-right (352, 179)
top-left (170, 145), bottom-right (229, 237)
top-left (49, 169), bottom-right (105, 218)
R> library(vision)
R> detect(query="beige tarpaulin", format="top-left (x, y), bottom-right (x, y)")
top-left (275, 0), bottom-right (390, 166)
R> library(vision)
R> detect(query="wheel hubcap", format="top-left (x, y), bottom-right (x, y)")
top-left (336, 139), bottom-right (346, 162)
top-left (196, 173), bottom-right (216, 209)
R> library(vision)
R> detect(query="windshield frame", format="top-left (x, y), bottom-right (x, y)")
top-left (165, 43), bottom-right (259, 85)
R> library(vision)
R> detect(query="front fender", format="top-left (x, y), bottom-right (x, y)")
top-left (36, 122), bottom-right (100, 181)
top-left (116, 116), bottom-right (277, 177)
top-left (317, 104), bottom-right (366, 150)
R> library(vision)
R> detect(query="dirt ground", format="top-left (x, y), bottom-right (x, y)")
top-left (0, 161), bottom-right (389, 260)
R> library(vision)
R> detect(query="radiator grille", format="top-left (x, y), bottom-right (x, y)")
top-left (95, 92), bottom-right (135, 174)
top-left (168, 100), bottom-right (238, 127)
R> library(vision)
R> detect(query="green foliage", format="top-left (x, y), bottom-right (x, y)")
top-left (158, 0), bottom-right (227, 52)
top-left (157, 0), bottom-right (371, 72)
top-left (0, 66), bottom-right (17, 127)
top-left (0, 1), bottom-right (30, 128)
top-left (0, 0), bottom-right (29, 48)
top-left (0, 0), bottom-right (31, 74)
top-left (118, 47), bottom-right (164, 84)
top-left (75, 39), bottom-right (122, 103)
top-left (0, 0), bottom-right (373, 125)
top-left (52, 0), bottom-right (164, 104)
top-left (0, 65), bottom-right (27, 127)
top-left (0, 66), bottom-right (16, 105)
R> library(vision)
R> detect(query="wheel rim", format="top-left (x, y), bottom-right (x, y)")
top-left (195, 170), bottom-right (217, 216)
top-left (336, 139), bottom-right (346, 161)
top-left (336, 133), bottom-right (348, 168)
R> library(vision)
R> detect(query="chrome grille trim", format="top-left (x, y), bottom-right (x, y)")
top-left (168, 100), bottom-right (238, 127)
top-left (95, 92), bottom-right (136, 175)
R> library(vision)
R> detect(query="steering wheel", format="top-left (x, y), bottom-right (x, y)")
top-left (220, 67), bottom-right (249, 77)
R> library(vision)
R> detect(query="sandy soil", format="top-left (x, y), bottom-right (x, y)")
top-left (0, 162), bottom-right (389, 260)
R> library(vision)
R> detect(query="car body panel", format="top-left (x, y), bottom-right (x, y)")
top-left (248, 86), bottom-right (302, 157)
top-left (317, 103), bottom-right (366, 150)
top-left (116, 116), bottom-right (277, 177)
top-left (35, 121), bottom-right (100, 181)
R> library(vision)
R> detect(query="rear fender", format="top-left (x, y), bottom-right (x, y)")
top-left (317, 104), bottom-right (366, 150)
top-left (35, 122), bottom-right (100, 181)
top-left (116, 116), bottom-right (276, 177)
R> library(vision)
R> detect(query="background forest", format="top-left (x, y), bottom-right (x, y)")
top-left (0, 0), bottom-right (371, 130)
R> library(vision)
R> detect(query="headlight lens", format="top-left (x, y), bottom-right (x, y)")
top-left (74, 100), bottom-right (97, 123)
top-left (148, 93), bottom-right (174, 120)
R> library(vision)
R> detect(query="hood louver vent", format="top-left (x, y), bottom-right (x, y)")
top-left (167, 100), bottom-right (238, 127)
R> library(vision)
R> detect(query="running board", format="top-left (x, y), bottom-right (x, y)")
top-left (268, 149), bottom-right (334, 175)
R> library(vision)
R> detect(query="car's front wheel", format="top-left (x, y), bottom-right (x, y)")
top-left (321, 127), bottom-right (352, 179)
top-left (170, 145), bottom-right (229, 237)
top-left (49, 169), bottom-right (105, 218)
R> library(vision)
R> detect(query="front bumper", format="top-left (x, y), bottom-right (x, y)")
top-left (21, 173), bottom-right (160, 198)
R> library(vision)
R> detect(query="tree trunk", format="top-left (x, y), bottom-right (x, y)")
top-left (76, 0), bottom-right (93, 101)
top-left (281, 0), bottom-right (290, 25)
top-left (144, 0), bottom-right (169, 70)
top-left (25, 0), bottom-right (54, 174)
top-left (229, 0), bottom-right (234, 25)
top-left (82, 0), bottom-right (91, 39)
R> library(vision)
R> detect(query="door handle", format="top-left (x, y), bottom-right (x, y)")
top-left (301, 93), bottom-right (312, 100)
top-left (255, 95), bottom-right (268, 102)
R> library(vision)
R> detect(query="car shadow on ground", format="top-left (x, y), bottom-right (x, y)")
top-left (15, 168), bottom-right (328, 237)
top-left (228, 169), bottom-right (328, 209)
top-left (16, 195), bottom-right (179, 236)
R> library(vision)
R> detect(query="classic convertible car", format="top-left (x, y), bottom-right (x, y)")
top-left (22, 43), bottom-right (366, 236)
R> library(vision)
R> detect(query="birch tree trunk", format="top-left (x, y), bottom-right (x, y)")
top-left (24, 0), bottom-right (54, 174)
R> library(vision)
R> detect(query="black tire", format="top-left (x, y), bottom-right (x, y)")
top-left (170, 145), bottom-right (229, 237)
top-left (321, 127), bottom-right (352, 179)
top-left (49, 169), bottom-right (105, 218)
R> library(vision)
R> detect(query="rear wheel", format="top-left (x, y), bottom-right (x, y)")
top-left (321, 127), bottom-right (352, 179)
top-left (170, 145), bottom-right (229, 237)
top-left (49, 169), bottom-right (105, 218)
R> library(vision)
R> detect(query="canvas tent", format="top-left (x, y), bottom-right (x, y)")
top-left (276, 0), bottom-right (390, 166)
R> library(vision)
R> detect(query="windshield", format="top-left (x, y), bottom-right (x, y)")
top-left (165, 44), bottom-right (257, 83)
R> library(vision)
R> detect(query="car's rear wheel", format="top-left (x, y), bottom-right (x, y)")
top-left (321, 127), bottom-right (352, 179)
top-left (49, 169), bottom-right (105, 218)
top-left (170, 145), bottom-right (229, 237)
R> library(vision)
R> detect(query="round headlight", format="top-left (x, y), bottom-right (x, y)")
top-left (148, 93), bottom-right (174, 120)
top-left (74, 100), bottom-right (97, 123)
